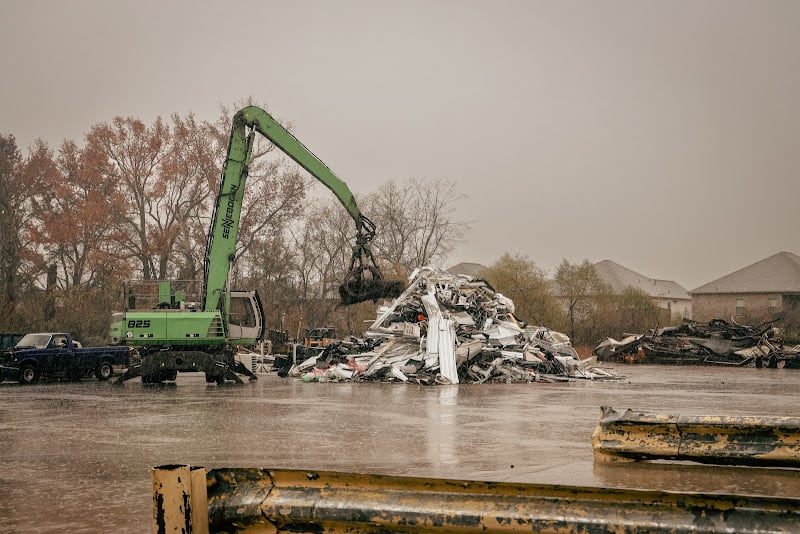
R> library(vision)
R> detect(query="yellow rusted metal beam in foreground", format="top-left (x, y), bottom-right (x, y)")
top-left (593, 406), bottom-right (800, 467)
top-left (152, 464), bottom-right (208, 534)
top-left (152, 465), bottom-right (800, 533)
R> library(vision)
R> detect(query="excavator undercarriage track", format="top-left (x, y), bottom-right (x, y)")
top-left (114, 350), bottom-right (256, 385)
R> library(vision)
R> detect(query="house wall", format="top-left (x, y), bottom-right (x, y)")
top-left (691, 293), bottom-right (781, 323)
top-left (653, 297), bottom-right (692, 320)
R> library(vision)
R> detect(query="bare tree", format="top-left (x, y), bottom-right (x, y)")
top-left (288, 199), bottom-right (392, 337)
top-left (365, 180), bottom-right (415, 269)
top-left (236, 234), bottom-right (300, 333)
top-left (408, 178), bottom-right (467, 268)
top-left (367, 178), bottom-right (468, 274)
top-left (85, 117), bottom-right (171, 280)
top-left (155, 113), bottom-right (221, 281)
top-left (230, 163), bottom-right (306, 275)
top-left (291, 202), bottom-right (354, 324)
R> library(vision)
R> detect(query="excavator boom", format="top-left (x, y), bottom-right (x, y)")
top-left (205, 106), bottom-right (402, 311)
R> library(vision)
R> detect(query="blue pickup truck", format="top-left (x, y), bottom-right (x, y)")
top-left (0, 333), bottom-right (131, 384)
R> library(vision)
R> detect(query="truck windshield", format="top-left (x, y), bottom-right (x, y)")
top-left (14, 334), bottom-right (52, 349)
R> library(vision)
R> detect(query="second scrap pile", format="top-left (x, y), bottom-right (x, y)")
top-left (594, 318), bottom-right (799, 367)
top-left (289, 267), bottom-right (618, 384)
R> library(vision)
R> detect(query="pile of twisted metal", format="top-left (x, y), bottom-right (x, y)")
top-left (282, 267), bottom-right (619, 384)
top-left (594, 318), bottom-right (800, 368)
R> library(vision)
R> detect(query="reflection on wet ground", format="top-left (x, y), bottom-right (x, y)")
top-left (0, 365), bottom-right (798, 532)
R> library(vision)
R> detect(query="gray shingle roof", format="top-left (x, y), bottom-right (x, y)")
top-left (593, 260), bottom-right (690, 300)
top-left (446, 262), bottom-right (487, 278)
top-left (690, 251), bottom-right (800, 294)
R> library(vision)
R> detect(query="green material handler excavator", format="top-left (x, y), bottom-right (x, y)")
top-left (110, 106), bottom-right (404, 384)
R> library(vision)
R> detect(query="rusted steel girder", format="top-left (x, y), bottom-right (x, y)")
top-left (593, 406), bottom-right (800, 467)
top-left (152, 464), bottom-right (208, 534)
top-left (152, 465), bottom-right (800, 533)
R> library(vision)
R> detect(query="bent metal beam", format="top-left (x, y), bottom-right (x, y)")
top-left (152, 465), bottom-right (800, 533)
top-left (592, 405), bottom-right (800, 467)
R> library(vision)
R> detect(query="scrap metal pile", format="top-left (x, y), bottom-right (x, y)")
top-left (283, 267), bottom-right (618, 384)
top-left (594, 318), bottom-right (800, 368)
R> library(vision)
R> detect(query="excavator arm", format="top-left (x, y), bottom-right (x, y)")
top-left (204, 106), bottom-right (402, 312)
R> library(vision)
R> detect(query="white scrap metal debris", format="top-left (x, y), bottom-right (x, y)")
top-left (290, 266), bottom-right (619, 384)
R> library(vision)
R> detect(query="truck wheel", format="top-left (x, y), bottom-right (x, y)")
top-left (95, 361), bottom-right (114, 381)
top-left (19, 365), bottom-right (37, 385)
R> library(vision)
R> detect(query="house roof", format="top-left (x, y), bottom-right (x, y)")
top-left (690, 251), bottom-right (800, 294)
top-left (594, 260), bottom-right (690, 300)
top-left (446, 262), bottom-right (487, 278)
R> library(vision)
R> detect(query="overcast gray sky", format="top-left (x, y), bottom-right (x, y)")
top-left (2, 0), bottom-right (798, 290)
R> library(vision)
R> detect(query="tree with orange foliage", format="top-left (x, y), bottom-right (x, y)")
top-left (28, 140), bottom-right (131, 290)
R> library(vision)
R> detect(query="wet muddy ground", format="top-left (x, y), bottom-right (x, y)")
top-left (0, 365), bottom-right (798, 532)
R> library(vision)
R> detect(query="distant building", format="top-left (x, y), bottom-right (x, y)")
top-left (447, 262), bottom-right (487, 278)
top-left (593, 260), bottom-right (692, 319)
top-left (690, 251), bottom-right (800, 324)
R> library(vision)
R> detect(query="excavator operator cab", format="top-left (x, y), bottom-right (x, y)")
top-left (226, 290), bottom-right (265, 345)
